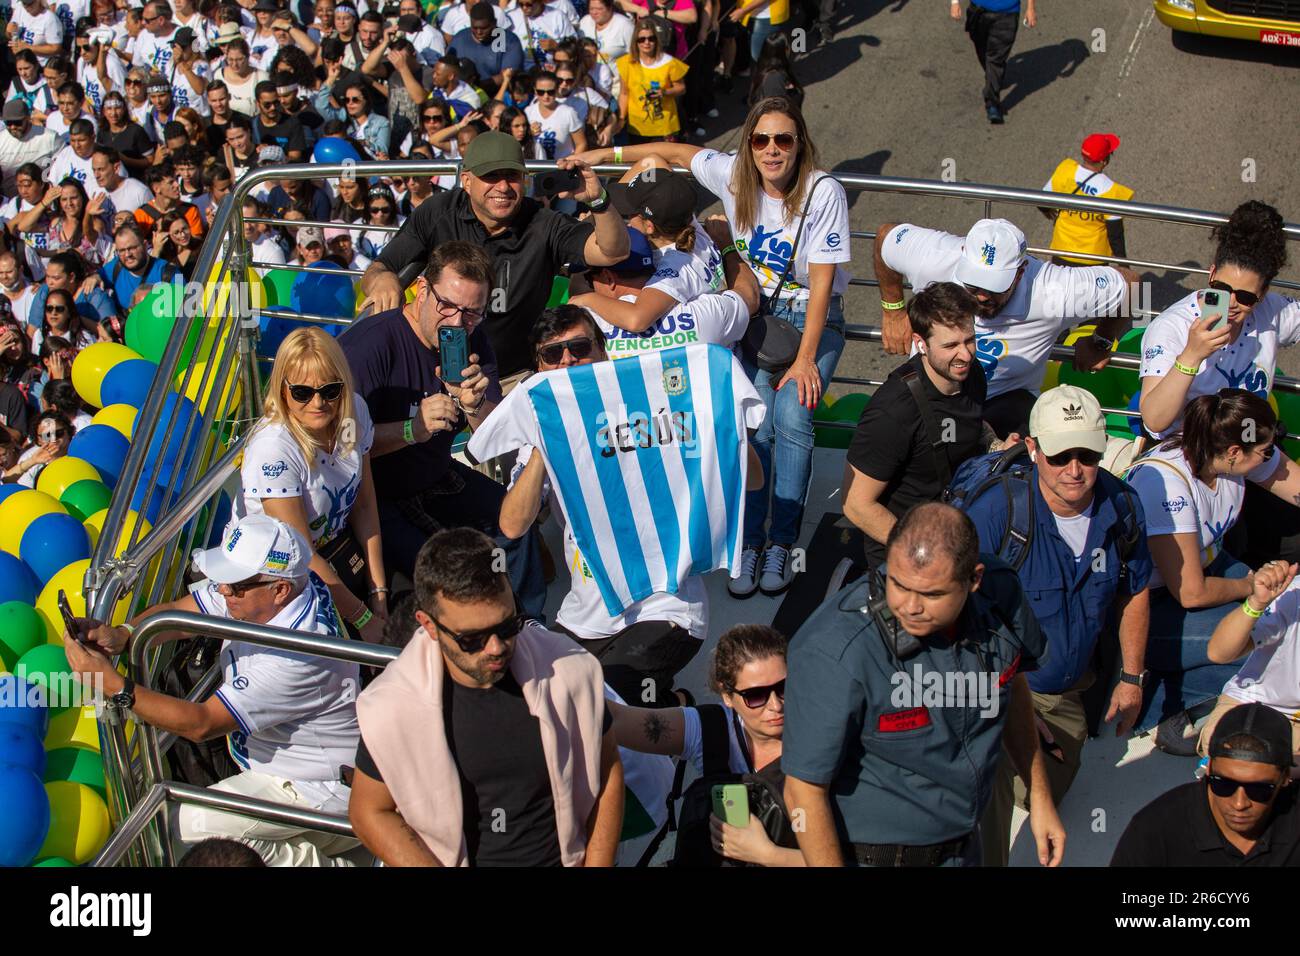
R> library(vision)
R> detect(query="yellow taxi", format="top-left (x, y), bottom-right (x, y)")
top-left (1154, 0), bottom-right (1300, 47)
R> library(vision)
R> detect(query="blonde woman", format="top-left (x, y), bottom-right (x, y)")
top-left (235, 327), bottom-right (388, 642)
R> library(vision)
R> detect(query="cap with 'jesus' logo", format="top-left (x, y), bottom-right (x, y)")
top-left (1029, 385), bottom-right (1108, 457)
top-left (191, 513), bottom-right (312, 583)
top-left (954, 218), bottom-right (1027, 294)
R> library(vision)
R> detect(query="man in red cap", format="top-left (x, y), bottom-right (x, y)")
top-left (1041, 133), bottom-right (1133, 266)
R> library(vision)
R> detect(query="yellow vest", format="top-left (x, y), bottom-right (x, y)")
top-left (743, 0), bottom-right (789, 26)
top-left (1046, 158), bottom-right (1134, 264)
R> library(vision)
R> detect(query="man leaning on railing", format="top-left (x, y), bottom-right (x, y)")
top-left (65, 513), bottom-right (367, 868)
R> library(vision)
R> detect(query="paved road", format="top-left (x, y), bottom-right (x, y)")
top-left (694, 0), bottom-right (1300, 386)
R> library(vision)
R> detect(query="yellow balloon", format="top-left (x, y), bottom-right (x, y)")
top-left (46, 703), bottom-right (135, 752)
top-left (90, 404), bottom-right (138, 440)
top-left (70, 342), bottom-right (141, 409)
top-left (39, 781), bottom-right (111, 865)
top-left (36, 559), bottom-right (129, 644)
top-left (0, 489), bottom-right (68, 556)
top-left (83, 508), bottom-right (152, 558)
top-left (35, 456), bottom-right (103, 500)
top-left (175, 358), bottom-right (243, 418)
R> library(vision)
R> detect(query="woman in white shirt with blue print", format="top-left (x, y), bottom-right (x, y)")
top-left (235, 326), bottom-right (388, 642)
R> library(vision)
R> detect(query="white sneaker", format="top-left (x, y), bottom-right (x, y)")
top-left (759, 544), bottom-right (795, 595)
top-left (728, 547), bottom-right (761, 597)
top-left (706, 108), bottom-right (720, 118)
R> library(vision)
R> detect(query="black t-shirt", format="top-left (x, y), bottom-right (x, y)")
top-left (1110, 780), bottom-right (1300, 866)
top-left (339, 306), bottom-right (501, 500)
top-left (97, 122), bottom-right (155, 162)
top-left (288, 105), bottom-right (324, 135)
top-left (254, 115), bottom-right (308, 159)
top-left (354, 672), bottom-right (563, 867)
top-left (376, 189), bottom-right (594, 377)
top-left (0, 381), bottom-right (29, 439)
top-left (204, 117), bottom-right (231, 156)
top-left (847, 354), bottom-right (987, 566)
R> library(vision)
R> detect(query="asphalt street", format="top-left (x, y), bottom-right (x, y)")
top-left (693, 0), bottom-right (1300, 387)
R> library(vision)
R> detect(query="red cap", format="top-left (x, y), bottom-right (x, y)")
top-left (1081, 133), bottom-right (1120, 163)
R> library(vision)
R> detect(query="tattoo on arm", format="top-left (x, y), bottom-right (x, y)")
top-left (643, 713), bottom-right (667, 745)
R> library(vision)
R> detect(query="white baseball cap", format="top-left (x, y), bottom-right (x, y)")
top-left (192, 513), bottom-right (312, 584)
top-left (1029, 385), bottom-right (1108, 457)
top-left (954, 219), bottom-right (1027, 294)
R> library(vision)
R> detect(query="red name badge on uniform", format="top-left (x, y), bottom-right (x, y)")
top-left (878, 707), bottom-right (931, 733)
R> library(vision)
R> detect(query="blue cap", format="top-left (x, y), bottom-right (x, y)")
top-left (610, 226), bottom-right (655, 275)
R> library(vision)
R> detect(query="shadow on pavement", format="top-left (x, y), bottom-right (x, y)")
top-left (1000, 37), bottom-right (1091, 114)
top-left (832, 152), bottom-right (893, 211)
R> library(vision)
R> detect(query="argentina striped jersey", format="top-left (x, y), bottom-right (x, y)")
top-left (469, 344), bottom-right (765, 617)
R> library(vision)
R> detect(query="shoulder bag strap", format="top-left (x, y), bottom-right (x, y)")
top-left (900, 366), bottom-right (952, 488)
top-left (758, 172), bottom-right (834, 315)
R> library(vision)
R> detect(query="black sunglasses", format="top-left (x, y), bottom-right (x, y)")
top-left (538, 336), bottom-right (594, 365)
top-left (1207, 773), bottom-right (1281, 803)
top-left (1043, 448), bottom-right (1103, 468)
top-left (428, 609), bottom-right (526, 654)
top-left (749, 132), bottom-right (797, 152)
top-left (46, 304), bottom-right (68, 314)
top-left (223, 576), bottom-right (277, 598)
top-left (368, 204), bottom-right (393, 214)
top-left (535, 87), bottom-right (556, 96)
top-left (1209, 279), bottom-right (1260, 308)
top-left (731, 678), bottom-right (785, 709)
top-left (286, 380), bottom-right (345, 403)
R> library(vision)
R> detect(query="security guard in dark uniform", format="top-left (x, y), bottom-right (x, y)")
top-left (782, 502), bottom-right (1066, 867)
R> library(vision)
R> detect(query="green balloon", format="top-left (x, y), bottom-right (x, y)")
top-left (125, 282), bottom-right (202, 366)
top-left (260, 268), bottom-right (298, 309)
top-left (60, 479), bottom-right (113, 523)
top-left (35, 857), bottom-right (77, 867)
top-left (15, 643), bottom-right (73, 713)
top-left (545, 275), bottom-right (570, 309)
top-left (0, 601), bottom-right (43, 672)
top-left (44, 747), bottom-right (106, 798)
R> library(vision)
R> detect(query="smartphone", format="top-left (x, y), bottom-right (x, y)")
top-left (57, 590), bottom-right (83, 645)
top-left (535, 168), bottom-right (583, 200)
top-left (438, 325), bottom-right (469, 385)
top-left (1198, 288), bottom-right (1230, 332)
top-left (711, 783), bottom-right (750, 828)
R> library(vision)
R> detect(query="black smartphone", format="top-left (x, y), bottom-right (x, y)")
top-left (438, 325), bottom-right (469, 385)
top-left (535, 168), bottom-right (583, 199)
top-left (57, 589), bottom-right (83, 645)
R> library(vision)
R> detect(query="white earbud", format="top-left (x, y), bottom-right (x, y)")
top-left (918, 342), bottom-right (927, 355)
top-left (1029, 450), bottom-right (1037, 463)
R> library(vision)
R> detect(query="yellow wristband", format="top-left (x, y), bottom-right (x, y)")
top-left (1173, 359), bottom-right (1199, 376)
top-left (1242, 599), bottom-right (1264, 619)
top-left (881, 299), bottom-right (907, 311)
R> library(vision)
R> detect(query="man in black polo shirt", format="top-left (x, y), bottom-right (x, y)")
top-left (842, 282), bottom-right (994, 573)
top-left (340, 240), bottom-right (545, 617)
top-left (359, 131), bottom-right (630, 380)
top-left (1111, 703), bottom-right (1300, 866)
top-left (252, 80), bottom-right (308, 162)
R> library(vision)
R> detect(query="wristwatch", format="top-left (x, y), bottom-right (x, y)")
top-left (111, 676), bottom-right (136, 711)
top-left (1119, 669), bottom-right (1149, 688)
top-left (587, 188), bottom-right (610, 213)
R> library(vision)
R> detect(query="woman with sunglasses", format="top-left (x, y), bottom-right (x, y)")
top-left (1125, 391), bottom-right (1300, 750)
top-left (334, 80), bottom-right (391, 160)
top-left (96, 92), bottom-right (154, 176)
top-left (574, 96), bottom-right (850, 596)
top-left (357, 186), bottom-right (403, 261)
top-left (151, 209), bottom-right (204, 282)
top-left (613, 20), bottom-right (687, 144)
top-left (11, 410), bottom-right (72, 488)
top-left (32, 290), bottom-right (94, 356)
top-left (236, 327), bottom-right (388, 643)
top-left (123, 69), bottom-right (153, 127)
top-left (606, 624), bottom-right (802, 866)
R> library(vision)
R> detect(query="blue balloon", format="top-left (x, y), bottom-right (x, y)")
top-left (0, 551), bottom-right (38, 605)
top-left (0, 765), bottom-right (51, 867)
top-left (0, 675), bottom-right (49, 738)
top-left (0, 484), bottom-right (24, 507)
top-left (312, 136), bottom-right (361, 165)
top-left (290, 261), bottom-right (356, 322)
top-left (19, 512), bottom-right (92, 587)
top-left (0, 725), bottom-right (46, 776)
top-left (101, 358), bottom-right (159, 408)
top-left (138, 393), bottom-right (202, 484)
top-left (67, 425), bottom-right (131, 488)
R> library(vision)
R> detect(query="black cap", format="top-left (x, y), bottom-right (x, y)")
top-left (172, 26), bottom-right (196, 47)
top-left (397, 12), bottom-right (422, 32)
top-left (320, 35), bottom-right (345, 59)
top-left (1209, 703), bottom-right (1294, 768)
top-left (608, 168), bottom-right (695, 230)
top-left (253, 0), bottom-right (280, 11)
top-left (469, 1), bottom-right (494, 21)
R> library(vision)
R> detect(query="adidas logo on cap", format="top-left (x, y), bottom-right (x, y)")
top-left (1061, 403), bottom-right (1083, 422)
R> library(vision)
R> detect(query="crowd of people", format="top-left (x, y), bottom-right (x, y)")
top-left (28, 0), bottom-right (1300, 869)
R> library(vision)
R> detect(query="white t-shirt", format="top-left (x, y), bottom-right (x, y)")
top-left (5, 77), bottom-right (55, 116)
top-left (882, 223), bottom-right (1128, 400)
top-left (46, 109), bottom-right (98, 138)
top-left (251, 232), bottom-right (287, 274)
top-left (128, 98), bottom-right (151, 128)
top-left (170, 60), bottom-right (211, 116)
top-left (512, 444), bottom-right (709, 641)
top-left (548, 0), bottom-right (580, 28)
top-left (1223, 577), bottom-right (1300, 714)
top-left (408, 23), bottom-right (447, 64)
top-left (11, 6), bottom-right (64, 65)
top-left (691, 148), bottom-right (851, 306)
top-left (0, 195), bottom-right (48, 280)
top-left (525, 101), bottom-right (582, 161)
top-left (132, 25), bottom-right (178, 75)
top-left (1140, 289), bottom-right (1300, 439)
top-left (5, 286), bottom-right (38, 330)
top-left (1123, 442), bottom-right (1269, 589)
top-left (590, 290), bottom-right (749, 361)
top-left (51, 0), bottom-right (88, 44)
top-left (235, 397), bottom-right (375, 548)
top-left (682, 704), bottom-right (752, 775)
top-left (513, 6), bottom-right (574, 67)
top-left (77, 50), bottom-right (128, 114)
top-left (439, 0), bottom-right (510, 36)
top-left (47, 145), bottom-right (96, 192)
top-left (193, 574), bottom-right (361, 785)
top-left (1051, 504), bottom-right (1093, 561)
top-left (645, 221), bottom-right (723, 305)
top-left (581, 11), bottom-right (633, 65)
top-left (247, 30), bottom-right (280, 72)
top-left (104, 176), bottom-right (154, 215)
top-left (32, 325), bottom-right (95, 355)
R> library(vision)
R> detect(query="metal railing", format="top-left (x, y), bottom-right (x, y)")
top-left (85, 157), bottom-right (1299, 864)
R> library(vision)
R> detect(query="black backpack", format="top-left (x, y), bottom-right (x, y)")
top-left (644, 705), bottom-right (796, 867)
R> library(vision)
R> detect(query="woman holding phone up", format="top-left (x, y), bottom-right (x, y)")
top-left (572, 96), bottom-right (852, 598)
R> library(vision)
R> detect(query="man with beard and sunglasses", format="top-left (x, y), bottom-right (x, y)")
top-left (961, 385), bottom-right (1153, 866)
top-left (1112, 702), bottom-right (1300, 865)
top-left (874, 218), bottom-right (1138, 440)
top-left (349, 527), bottom-right (624, 867)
